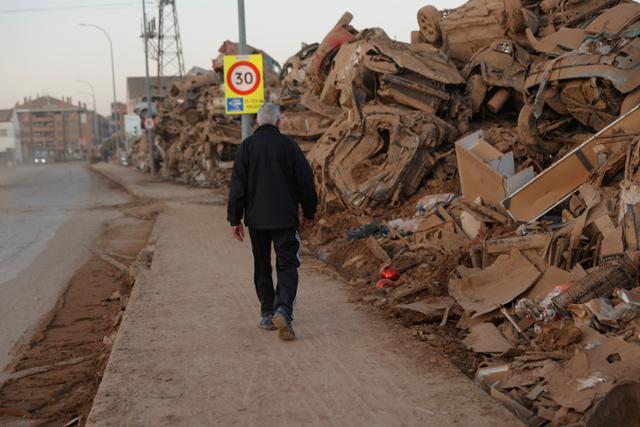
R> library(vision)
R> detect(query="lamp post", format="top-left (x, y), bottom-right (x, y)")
top-left (76, 80), bottom-right (99, 145)
top-left (79, 23), bottom-right (120, 162)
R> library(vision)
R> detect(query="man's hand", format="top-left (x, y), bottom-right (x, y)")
top-left (231, 224), bottom-right (245, 242)
top-left (302, 217), bottom-right (315, 231)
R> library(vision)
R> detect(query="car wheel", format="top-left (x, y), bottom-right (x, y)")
top-left (417, 6), bottom-right (442, 44)
top-left (517, 103), bottom-right (562, 155)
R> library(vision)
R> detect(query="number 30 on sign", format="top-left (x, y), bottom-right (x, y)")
top-left (223, 54), bottom-right (264, 115)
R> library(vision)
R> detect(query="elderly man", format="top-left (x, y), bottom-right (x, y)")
top-left (227, 103), bottom-right (318, 341)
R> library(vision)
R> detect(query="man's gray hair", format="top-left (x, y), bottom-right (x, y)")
top-left (257, 103), bottom-right (281, 126)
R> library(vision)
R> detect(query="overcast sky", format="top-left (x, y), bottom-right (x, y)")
top-left (0, 0), bottom-right (464, 115)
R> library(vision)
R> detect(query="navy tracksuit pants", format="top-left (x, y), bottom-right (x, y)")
top-left (248, 228), bottom-right (301, 318)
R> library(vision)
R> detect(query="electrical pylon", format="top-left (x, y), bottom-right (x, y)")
top-left (156, 0), bottom-right (186, 95)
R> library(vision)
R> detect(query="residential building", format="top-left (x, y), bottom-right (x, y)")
top-left (15, 95), bottom-right (107, 161)
top-left (0, 109), bottom-right (20, 164)
top-left (111, 101), bottom-right (127, 145)
top-left (97, 114), bottom-right (111, 143)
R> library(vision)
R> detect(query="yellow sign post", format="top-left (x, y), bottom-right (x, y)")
top-left (224, 54), bottom-right (264, 115)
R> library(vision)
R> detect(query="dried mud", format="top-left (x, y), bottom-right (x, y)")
top-left (0, 202), bottom-right (158, 427)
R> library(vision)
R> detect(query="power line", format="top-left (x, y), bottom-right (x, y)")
top-left (0, 2), bottom-right (158, 14)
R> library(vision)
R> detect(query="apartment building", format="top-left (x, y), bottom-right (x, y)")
top-left (15, 96), bottom-right (105, 161)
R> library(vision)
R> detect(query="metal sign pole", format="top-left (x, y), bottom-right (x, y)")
top-left (143, 0), bottom-right (156, 174)
top-left (237, 0), bottom-right (251, 141)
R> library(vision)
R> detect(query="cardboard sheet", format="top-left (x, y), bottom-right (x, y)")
top-left (544, 327), bottom-right (640, 412)
top-left (455, 130), bottom-right (535, 205)
top-left (525, 266), bottom-right (575, 302)
top-left (594, 215), bottom-right (624, 256)
top-left (449, 248), bottom-right (541, 317)
top-left (394, 297), bottom-right (455, 323)
top-left (462, 323), bottom-right (513, 353)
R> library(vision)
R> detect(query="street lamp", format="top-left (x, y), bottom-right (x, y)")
top-left (76, 79), bottom-right (99, 145)
top-left (79, 23), bottom-right (121, 162)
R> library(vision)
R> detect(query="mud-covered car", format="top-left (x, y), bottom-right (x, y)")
top-left (314, 28), bottom-right (471, 128)
top-left (518, 2), bottom-right (640, 155)
top-left (278, 43), bottom-right (319, 106)
top-left (307, 105), bottom-right (452, 210)
top-left (415, 0), bottom-right (531, 67)
top-left (303, 24), bottom-right (472, 210)
top-left (462, 38), bottom-right (534, 115)
top-left (413, 0), bottom-right (629, 68)
top-left (526, 0), bottom-right (627, 36)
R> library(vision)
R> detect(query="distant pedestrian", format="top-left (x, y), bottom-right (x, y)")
top-left (227, 103), bottom-right (318, 341)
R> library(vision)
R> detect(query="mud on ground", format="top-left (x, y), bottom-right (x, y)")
top-left (0, 200), bottom-right (160, 427)
top-left (306, 203), bottom-right (482, 378)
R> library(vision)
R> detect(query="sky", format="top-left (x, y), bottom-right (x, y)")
top-left (0, 0), bottom-right (465, 116)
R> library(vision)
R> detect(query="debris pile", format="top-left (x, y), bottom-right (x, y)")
top-left (311, 105), bottom-right (640, 425)
top-left (285, 1), bottom-right (640, 212)
top-left (279, 12), bottom-right (471, 209)
top-left (130, 42), bottom-right (282, 186)
top-left (291, 2), bottom-right (640, 423)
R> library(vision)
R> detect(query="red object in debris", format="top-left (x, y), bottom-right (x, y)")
top-left (312, 13), bottom-right (355, 74)
top-left (376, 279), bottom-right (399, 289)
top-left (380, 265), bottom-right (400, 281)
top-left (552, 283), bottom-right (572, 293)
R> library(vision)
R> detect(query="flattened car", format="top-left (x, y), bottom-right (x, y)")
top-left (307, 105), bottom-right (449, 210)
top-left (519, 2), bottom-right (640, 155)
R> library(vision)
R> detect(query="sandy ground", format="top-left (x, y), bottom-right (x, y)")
top-left (87, 164), bottom-right (521, 427)
top-left (0, 163), bottom-right (129, 379)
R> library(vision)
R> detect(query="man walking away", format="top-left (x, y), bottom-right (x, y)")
top-left (227, 103), bottom-right (318, 341)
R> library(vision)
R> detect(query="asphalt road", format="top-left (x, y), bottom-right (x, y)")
top-left (0, 162), bottom-right (129, 377)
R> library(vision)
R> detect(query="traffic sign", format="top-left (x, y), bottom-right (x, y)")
top-left (224, 54), bottom-right (264, 115)
top-left (144, 117), bottom-right (155, 130)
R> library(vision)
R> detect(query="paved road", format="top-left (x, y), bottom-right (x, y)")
top-left (0, 163), bottom-right (129, 377)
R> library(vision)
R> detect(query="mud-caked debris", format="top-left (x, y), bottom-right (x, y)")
top-left (128, 1), bottom-right (640, 423)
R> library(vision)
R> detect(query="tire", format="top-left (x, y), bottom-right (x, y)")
top-left (517, 103), bottom-right (562, 155)
top-left (417, 6), bottom-right (442, 44)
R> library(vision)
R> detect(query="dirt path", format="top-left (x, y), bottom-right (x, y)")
top-left (86, 164), bottom-right (520, 427)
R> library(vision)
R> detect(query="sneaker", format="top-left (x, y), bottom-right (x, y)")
top-left (272, 309), bottom-right (295, 341)
top-left (259, 314), bottom-right (277, 331)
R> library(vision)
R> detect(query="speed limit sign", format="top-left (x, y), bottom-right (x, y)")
top-left (223, 54), bottom-right (264, 114)
top-left (144, 117), bottom-right (155, 130)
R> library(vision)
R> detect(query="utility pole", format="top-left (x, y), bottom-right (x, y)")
top-left (142, 0), bottom-right (156, 174)
top-left (237, 0), bottom-right (251, 140)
